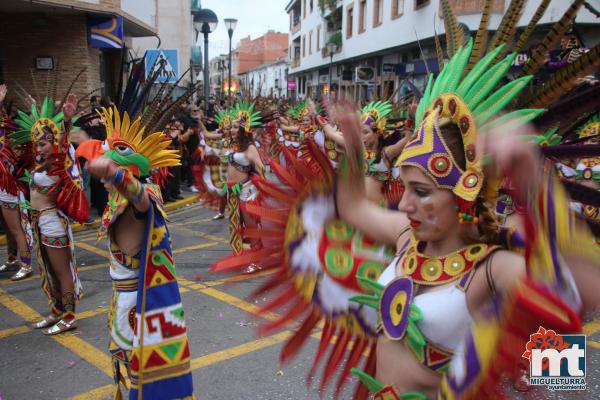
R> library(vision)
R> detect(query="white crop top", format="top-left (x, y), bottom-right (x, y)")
top-left (231, 152), bottom-right (251, 166)
top-left (33, 171), bottom-right (56, 188)
top-left (378, 257), bottom-right (473, 352)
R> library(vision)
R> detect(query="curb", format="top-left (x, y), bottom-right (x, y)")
top-left (0, 194), bottom-right (202, 245)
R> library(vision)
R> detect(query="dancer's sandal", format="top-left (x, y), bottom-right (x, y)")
top-left (0, 259), bottom-right (19, 272)
top-left (42, 318), bottom-right (77, 335)
top-left (31, 314), bottom-right (62, 329)
top-left (10, 265), bottom-right (32, 281)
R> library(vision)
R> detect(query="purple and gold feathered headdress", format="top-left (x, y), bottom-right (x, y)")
top-left (398, 38), bottom-right (544, 223)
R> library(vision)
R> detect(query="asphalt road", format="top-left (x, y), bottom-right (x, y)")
top-left (0, 197), bottom-right (598, 400)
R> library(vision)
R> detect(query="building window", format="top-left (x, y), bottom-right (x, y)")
top-left (359, 0), bottom-right (367, 33)
top-left (309, 30), bottom-right (313, 55)
top-left (310, 0), bottom-right (313, 13)
top-left (303, 0), bottom-right (307, 18)
top-left (414, 0), bottom-right (429, 10)
top-left (373, 0), bottom-right (383, 27)
top-left (317, 25), bottom-right (321, 51)
top-left (346, 4), bottom-right (354, 39)
top-left (302, 35), bottom-right (306, 57)
top-left (392, 0), bottom-right (404, 19)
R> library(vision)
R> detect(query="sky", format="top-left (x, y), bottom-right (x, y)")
top-left (197, 0), bottom-right (290, 59)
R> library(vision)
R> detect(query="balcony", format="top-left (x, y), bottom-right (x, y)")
top-left (322, 30), bottom-right (342, 58)
top-left (320, 0), bottom-right (343, 17)
top-left (291, 58), bottom-right (300, 68)
top-left (291, 20), bottom-right (301, 35)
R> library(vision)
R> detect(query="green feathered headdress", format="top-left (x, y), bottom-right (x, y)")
top-left (361, 101), bottom-right (393, 134)
top-left (232, 100), bottom-right (261, 133)
top-left (215, 109), bottom-right (234, 130)
top-left (12, 97), bottom-right (65, 147)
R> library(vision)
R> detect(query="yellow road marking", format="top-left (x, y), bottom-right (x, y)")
top-left (76, 242), bottom-right (110, 258)
top-left (0, 325), bottom-right (29, 339)
top-left (588, 341), bottom-right (600, 350)
top-left (204, 269), bottom-right (276, 287)
top-left (583, 320), bottom-right (600, 336)
top-left (199, 287), bottom-right (280, 322)
top-left (0, 304), bottom-right (110, 341)
top-left (70, 330), bottom-right (293, 400)
top-left (0, 262), bottom-right (107, 286)
top-left (0, 287), bottom-right (113, 376)
top-left (173, 241), bottom-right (219, 254)
top-left (172, 217), bottom-right (213, 226)
top-left (190, 330), bottom-right (292, 369)
top-left (78, 307), bottom-right (109, 319)
top-left (170, 224), bottom-right (228, 244)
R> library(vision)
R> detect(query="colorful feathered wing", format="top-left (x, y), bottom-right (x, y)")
top-left (212, 141), bottom-right (395, 399)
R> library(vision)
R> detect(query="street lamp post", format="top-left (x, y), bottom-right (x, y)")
top-left (224, 18), bottom-right (238, 105)
top-left (219, 56), bottom-right (226, 97)
top-left (193, 8), bottom-right (218, 116)
top-left (327, 42), bottom-right (337, 99)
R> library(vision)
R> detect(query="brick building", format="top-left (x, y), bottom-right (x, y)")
top-left (233, 30), bottom-right (288, 76)
top-left (232, 30), bottom-right (288, 97)
top-left (0, 0), bottom-right (157, 109)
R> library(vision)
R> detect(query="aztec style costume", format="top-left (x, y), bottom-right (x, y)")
top-left (193, 109), bottom-right (229, 210)
top-left (360, 101), bottom-right (405, 206)
top-left (226, 100), bottom-right (263, 256)
top-left (274, 101), bottom-right (311, 165)
top-left (212, 1), bottom-right (600, 398)
top-left (76, 105), bottom-right (194, 400)
top-left (11, 97), bottom-right (88, 333)
top-left (0, 101), bottom-right (34, 280)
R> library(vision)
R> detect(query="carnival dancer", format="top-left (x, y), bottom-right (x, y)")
top-left (226, 100), bottom-right (265, 258)
top-left (194, 110), bottom-right (230, 219)
top-left (211, 2), bottom-right (600, 396)
top-left (318, 100), bottom-right (408, 205)
top-left (0, 84), bottom-right (34, 281)
top-left (78, 105), bottom-right (194, 399)
top-left (11, 94), bottom-right (89, 335)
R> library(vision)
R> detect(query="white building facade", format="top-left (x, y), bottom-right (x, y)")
top-left (286, 0), bottom-right (600, 102)
top-left (242, 59), bottom-right (290, 98)
top-left (208, 54), bottom-right (229, 96)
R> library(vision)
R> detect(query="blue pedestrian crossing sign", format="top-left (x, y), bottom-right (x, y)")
top-left (145, 49), bottom-right (180, 83)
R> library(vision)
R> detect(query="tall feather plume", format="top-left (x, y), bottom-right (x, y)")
top-left (51, 61), bottom-right (59, 100)
top-left (583, 1), bottom-right (600, 18)
top-left (465, 0), bottom-right (493, 74)
top-left (139, 79), bottom-right (171, 128)
top-left (151, 82), bottom-right (201, 133)
top-left (143, 67), bottom-right (192, 130)
top-left (45, 68), bottom-right (51, 99)
top-left (29, 68), bottom-right (40, 101)
top-left (520, 0), bottom-right (586, 77)
top-left (12, 82), bottom-right (34, 108)
top-left (58, 67), bottom-right (87, 110)
top-left (525, 42), bottom-right (600, 108)
top-left (561, 179), bottom-right (600, 207)
top-left (489, 0), bottom-right (527, 60)
top-left (535, 85), bottom-right (600, 135)
top-left (440, 0), bottom-right (463, 56)
top-left (513, 0), bottom-right (552, 55)
top-left (434, 24), bottom-right (445, 70)
top-left (542, 144), bottom-right (600, 159)
top-left (142, 66), bottom-right (193, 124)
